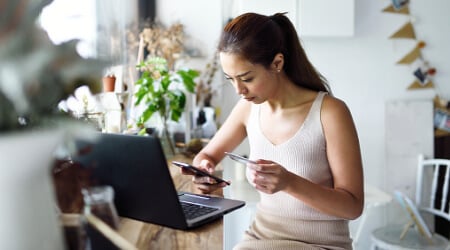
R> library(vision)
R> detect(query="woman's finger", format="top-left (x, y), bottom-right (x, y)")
top-left (192, 175), bottom-right (216, 185)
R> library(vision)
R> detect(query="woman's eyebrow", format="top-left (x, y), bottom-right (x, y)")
top-left (224, 71), bottom-right (252, 78)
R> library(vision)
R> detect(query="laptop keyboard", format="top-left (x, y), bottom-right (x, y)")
top-left (181, 202), bottom-right (218, 220)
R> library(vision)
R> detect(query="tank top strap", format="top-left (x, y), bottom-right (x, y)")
top-left (310, 91), bottom-right (327, 114)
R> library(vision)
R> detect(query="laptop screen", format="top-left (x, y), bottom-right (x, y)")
top-left (73, 133), bottom-right (188, 227)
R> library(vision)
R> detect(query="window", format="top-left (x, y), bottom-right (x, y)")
top-left (39, 0), bottom-right (97, 58)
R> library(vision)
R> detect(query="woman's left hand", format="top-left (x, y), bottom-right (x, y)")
top-left (247, 160), bottom-right (292, 194)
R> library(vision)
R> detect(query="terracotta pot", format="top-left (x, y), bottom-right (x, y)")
top-left (102, 75), bottom-right (116, 92)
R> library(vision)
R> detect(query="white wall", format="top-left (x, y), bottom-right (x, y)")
top-left (302, 0), bottom-right (449, 189)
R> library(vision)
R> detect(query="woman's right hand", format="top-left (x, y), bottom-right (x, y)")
top-left (182, 159), bottom-right (227, 194)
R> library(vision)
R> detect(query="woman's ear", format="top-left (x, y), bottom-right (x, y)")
top-left (271, 53), bottom-right (284, 72)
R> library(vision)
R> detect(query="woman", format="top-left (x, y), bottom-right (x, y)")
top-left (184, 12), bottom-right (364, 250)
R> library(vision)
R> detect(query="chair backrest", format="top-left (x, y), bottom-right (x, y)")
top-left (416, 154), bottom-right (450, 222)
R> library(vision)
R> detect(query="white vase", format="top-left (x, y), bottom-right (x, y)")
top-left (0, 129), bottom-right (66, 250)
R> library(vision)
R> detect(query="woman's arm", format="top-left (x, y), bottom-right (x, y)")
top-left (289, 96), bottom-right (364, 219)
top-left (188, 99), bottom-right (250, 193)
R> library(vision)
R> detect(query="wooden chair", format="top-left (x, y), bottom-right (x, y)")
top-left (371, 154), bottom-right (450, 250)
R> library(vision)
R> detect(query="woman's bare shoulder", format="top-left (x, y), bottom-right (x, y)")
top-left (320, 95), bottom-right (355, 126)
top-left (232, 99), bottom-right (253, 118)
top-left (322, 95), bottom-right (351, 114)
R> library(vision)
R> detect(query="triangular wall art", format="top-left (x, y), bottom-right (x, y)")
top-left (383, 0), bottom-right (437, 90)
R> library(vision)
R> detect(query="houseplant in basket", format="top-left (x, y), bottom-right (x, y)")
top-left (0, 0), bottom-right (106, 249)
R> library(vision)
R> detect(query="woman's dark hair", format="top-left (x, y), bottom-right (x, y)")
top-left (218, 12), bottom-right (331, 93)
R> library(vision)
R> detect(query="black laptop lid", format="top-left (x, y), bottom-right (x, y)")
top-left (73, 133), bottom-right (188, 229)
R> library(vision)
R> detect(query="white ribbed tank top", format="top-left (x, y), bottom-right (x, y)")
top-left (246, 92), bottom-right (342, 220)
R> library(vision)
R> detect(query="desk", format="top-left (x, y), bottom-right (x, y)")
top-left (59, 154), bottom-right (224, 250)
top-left (118, 216), bottom-right (222, 250)
top-left (116, 154), bottom-right (223, 250)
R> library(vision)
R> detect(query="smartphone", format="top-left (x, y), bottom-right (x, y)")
top-left (172, 161), bottom-right (230, 185)
top-left (224, 152), bottom-right (257, 165)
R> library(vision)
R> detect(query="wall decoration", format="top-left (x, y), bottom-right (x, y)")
top-left (383, 0), bottom-right (437, 90)
top-left (391, 0), bottom-right (410, 10)
top-left (396, 41), bottom-right (424, 64)
top-left (389, 22), bottom-right (416, 39)
top-left (407, 61), bottom-right (437, 90)
top-left (407, 80), bottom-right (434, 90)
top-left (382, 4), bottom-right (410, 14)
top-left (433, 95), bottom-right (450, 136)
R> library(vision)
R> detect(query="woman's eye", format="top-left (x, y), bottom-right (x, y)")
top-left (242, 78), bottom-right (253, 83)
top-left (225, 77), bottom-right (234, 83)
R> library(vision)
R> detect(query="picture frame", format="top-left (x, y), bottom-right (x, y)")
top-left (391, 0), bottom-right (410, 10)
top-left (434, 109), bottom-right (450, 132)
top-left (394, 191), bottom-right (432, 239)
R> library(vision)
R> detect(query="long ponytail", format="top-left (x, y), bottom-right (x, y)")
top-left (269, 13), bottom-right (330, 93)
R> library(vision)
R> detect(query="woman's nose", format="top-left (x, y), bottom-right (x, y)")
top-left (235, 82), bottom-right (247, 95)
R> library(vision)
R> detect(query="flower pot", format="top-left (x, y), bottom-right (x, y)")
top-left (0, 129), bottom-right (66, 250)
top-left (102, 75), bottom-right (116, 92)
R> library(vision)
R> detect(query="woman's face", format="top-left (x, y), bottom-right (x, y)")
top-left (219, 52), bottom-right (277, 104)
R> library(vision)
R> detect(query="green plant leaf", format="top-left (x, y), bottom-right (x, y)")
top-left (168, 91), bottom-right (186, 109)
top-left (140, 108), bottom-right (155, 125)
top-left (136, 61), bottom-right (147, 69)
top-left (142, 75), bottom-right (154, 89)
top-left (137, 128), bottom-right (147, 135)
top-left (135, 71), bottom-right (149, 85)
top-left (168, 90), bottom-right (186, 122)
top-left (134, 85), bottom-right (149, 105)
top-left (171, 109), bottom-right (183, 121)
top-left (177, 69), bottom-right (199, 93)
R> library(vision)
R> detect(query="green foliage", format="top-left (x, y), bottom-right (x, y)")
top-left (134, 57), bottom-right (199, 129)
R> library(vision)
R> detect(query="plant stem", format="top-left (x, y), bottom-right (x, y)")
top-left (162, 115), bottom-right (175, 155)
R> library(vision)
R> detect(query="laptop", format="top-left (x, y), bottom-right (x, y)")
top-left (72, 132), bottom-right (245, 230)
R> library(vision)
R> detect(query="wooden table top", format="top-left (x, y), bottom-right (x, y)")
top-left (118, 216), bottom-right (222, 250)
top-left (117, 154), bottom-right (224, 250)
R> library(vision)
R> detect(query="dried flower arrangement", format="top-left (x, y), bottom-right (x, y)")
top-left (196, 52), bottom-right (220, 107)
top-left (137, 22), bottom-right (185, 70)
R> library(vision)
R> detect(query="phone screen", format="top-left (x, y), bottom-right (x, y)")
top-left (172, 161), bottom-right (230, 185)
top-left (225, 152), bottom-right (256, 165)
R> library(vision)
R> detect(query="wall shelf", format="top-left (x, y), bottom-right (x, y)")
top-left (236, 0), bottom-right (355, 37)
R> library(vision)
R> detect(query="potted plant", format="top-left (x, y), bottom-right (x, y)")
top-left (0, 1), bottom-right (106, 249)
top-left (134, 56), bottom-right (198, 155)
